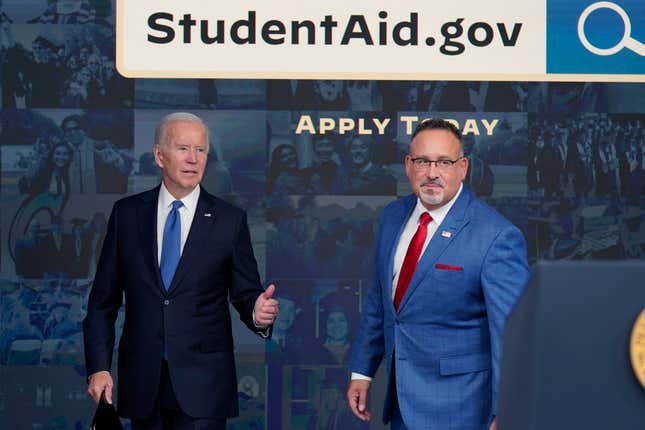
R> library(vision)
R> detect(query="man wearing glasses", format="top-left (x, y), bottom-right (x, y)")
top-left (347, 119), bottom-right (529, 430)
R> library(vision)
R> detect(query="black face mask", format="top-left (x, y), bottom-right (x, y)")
top-left (91, 391), bottom-right (124, 430)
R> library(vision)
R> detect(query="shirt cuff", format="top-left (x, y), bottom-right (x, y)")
top-left (351, 372), bottom-right (372, 381)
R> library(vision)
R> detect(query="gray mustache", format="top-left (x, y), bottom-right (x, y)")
top-left (421, 179), bottom-right (445, 188)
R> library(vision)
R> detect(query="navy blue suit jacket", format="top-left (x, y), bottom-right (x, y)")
top-left (83, 186), bottom-right (267, 419)
top-left (349, 188), bottom-right (529, 429)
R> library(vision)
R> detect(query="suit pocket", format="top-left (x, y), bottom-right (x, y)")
top-left (435, 263), bottom-right (463, 271)
top-left (439, 353), bottom-right (490, 376)
top-left (431, 266), bottom-right (465, 282)
top-left (440, 353), bottom-right (492, 429)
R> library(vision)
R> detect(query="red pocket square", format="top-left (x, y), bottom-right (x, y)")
top-left (435, 263), bottom-right (463, 271)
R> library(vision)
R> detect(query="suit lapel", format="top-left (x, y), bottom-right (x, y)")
top-left (382, 195), bottom-right (417, 314)
top-left (397, 188), bottom-right (473, 312)
top-left (137, 186), bottom-right (165, 297)
top-left (167, 188), bottom-right (220, 294)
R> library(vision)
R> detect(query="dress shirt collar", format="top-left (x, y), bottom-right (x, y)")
top-left (412, 183), bottom-right (463, 226)
top-left (158, 182), bottom-right (200, 214)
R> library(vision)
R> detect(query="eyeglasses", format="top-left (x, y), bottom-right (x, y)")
top-left (409, 156), bottom-right (465, 171)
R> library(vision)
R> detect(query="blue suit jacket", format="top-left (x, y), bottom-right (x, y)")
top-left (82, 186), bottom-right (267, 419)
top-left (349, 188), bottom-right (529, 429)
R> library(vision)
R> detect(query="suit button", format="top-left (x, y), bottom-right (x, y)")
top-left (164, 299), bottom-right (170, 306)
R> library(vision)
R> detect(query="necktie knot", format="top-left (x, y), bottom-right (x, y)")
top-left (420, 212), bottom-right (432, 226)
top-left (171, 200), bottom-right (183, 211)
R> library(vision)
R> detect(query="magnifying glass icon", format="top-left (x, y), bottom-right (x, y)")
top-left (578, 1), bottom-right (645, 56)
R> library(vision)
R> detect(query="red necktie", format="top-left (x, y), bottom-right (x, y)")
top-left (394, 212), bottom-right (432, 311)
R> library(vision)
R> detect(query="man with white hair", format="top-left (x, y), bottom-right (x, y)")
top-left (83, 112), bottom-right (279, 429)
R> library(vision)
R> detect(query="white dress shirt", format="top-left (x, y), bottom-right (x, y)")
top-left (156, 183), bottom-right (200, 264)
top-left (352, 184), bottom-right (463, 381)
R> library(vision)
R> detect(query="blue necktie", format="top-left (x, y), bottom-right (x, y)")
top-left (160, 200), bottom-right (183, 290)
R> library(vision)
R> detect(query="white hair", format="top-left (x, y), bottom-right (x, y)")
top-left (154, 112), bottom-right (210, 151)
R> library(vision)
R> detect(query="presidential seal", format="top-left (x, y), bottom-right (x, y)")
top-left (630, 307), bottom-right (645, 390)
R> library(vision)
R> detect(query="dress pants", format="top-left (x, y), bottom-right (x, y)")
top-left (130, 361), bottom-right (226, 430)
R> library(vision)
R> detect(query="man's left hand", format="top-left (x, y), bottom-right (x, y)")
top-left (254, 284), bottom-right (279, 327)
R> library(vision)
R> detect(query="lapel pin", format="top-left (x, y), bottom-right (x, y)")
top-left (204, 213), bottom-right (212, 217)
top-left (441, 231), bottom-right (452, 238)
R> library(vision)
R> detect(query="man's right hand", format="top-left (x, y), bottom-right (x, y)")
top-left (347, 379), bottom-right (372, 422)
top-left (87, 371), bottom-right (113, 404)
